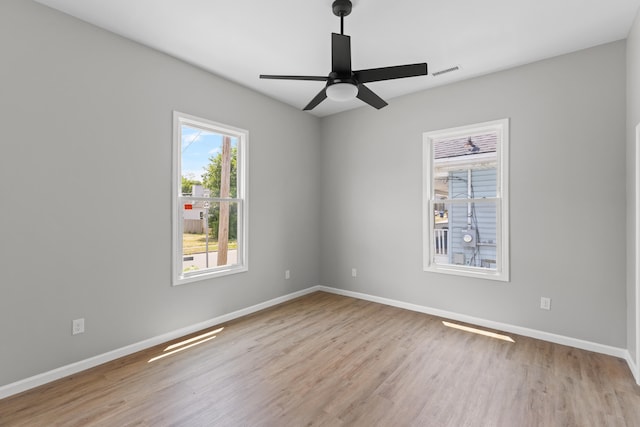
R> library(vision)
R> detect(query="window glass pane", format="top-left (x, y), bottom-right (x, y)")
top-left (181, 199), bottom-right (240, 275)
top-left (433, 133), bottom-right (498, 199)
top-left (181, 125), bottom-right (238, 198)
top-left (432, 200), bottom-right (498, 269)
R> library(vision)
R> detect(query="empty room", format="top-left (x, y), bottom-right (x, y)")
top-left (2, 0), bottom-right (640, 425)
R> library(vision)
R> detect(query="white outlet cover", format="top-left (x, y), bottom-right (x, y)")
top-left (72, 318), bottom-right (85, 335)
top-left (540, 297), bottom-right (551, 310)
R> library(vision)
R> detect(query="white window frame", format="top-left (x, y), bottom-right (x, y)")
top-left (172, 111), bottom-right (248, 286)
top-left (422, 118), bottom-right (509, 281)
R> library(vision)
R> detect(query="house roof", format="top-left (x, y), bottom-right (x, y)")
top-left (434, 133), bottom-right (497, 160)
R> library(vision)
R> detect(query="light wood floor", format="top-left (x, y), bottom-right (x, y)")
top-left (2, 291), bottom-right (640, 426)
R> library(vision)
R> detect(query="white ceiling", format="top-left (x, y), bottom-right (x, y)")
top-left (35, 0), bottom-right (640, 117)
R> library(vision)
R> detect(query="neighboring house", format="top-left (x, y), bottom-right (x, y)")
top-left (183, 184), bottom-right (209, 234)
top-left (433, 133), bottom-right (497, 268)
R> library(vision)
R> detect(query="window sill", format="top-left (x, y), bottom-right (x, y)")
top-left (173, 265), bottom-right (248, 286)
top-left (424, 264), bottom-right (509, 282)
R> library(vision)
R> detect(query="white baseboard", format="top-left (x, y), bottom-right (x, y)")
top-left (315, 286), bottom-right (633, 363)
top-left (1, 284), bottom-right (637, 399)
top-left (626, 352), bottom-right (640, 384)
top-left (0, 286), bottom-right (318, 400)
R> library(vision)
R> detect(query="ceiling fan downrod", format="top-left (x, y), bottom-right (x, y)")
top-left (332, 0), bottom-right (352, 35)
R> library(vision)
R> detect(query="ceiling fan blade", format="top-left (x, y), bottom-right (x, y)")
top-left (356, 84), bottom-right (388, 109)
top-left (354, 63), bottom-right (428, 83)
top-left (332, 33), bottom-right (352, 74)
top-left (303, 88), bottom-right (328, 110)
top-left (260, 75), bottom-right (328, 81)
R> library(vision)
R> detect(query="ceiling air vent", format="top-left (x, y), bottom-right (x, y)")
top-left (432, 66), bottom-right (460, 77)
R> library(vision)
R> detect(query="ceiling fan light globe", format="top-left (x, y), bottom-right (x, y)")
top-left (326, 83), bottom-right (358, 101)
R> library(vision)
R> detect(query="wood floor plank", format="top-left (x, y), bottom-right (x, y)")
top-left (1, 291), bottom-right (639, 426)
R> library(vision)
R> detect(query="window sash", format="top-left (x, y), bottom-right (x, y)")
top-left (179, 199), bottom-right (245, 280)
top-left (180, 196), bottom-right (243, 203)
top-left (428, 199), bottom-right (503, 271)
top-left (430, 197), bottom-right (500, 205)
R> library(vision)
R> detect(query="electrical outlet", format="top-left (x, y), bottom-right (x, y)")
top-left (72, 318), bottom-right (85, 335)
top-left (285, 270), bottom-right (290, 280)
top-left (540, 297), bottom-right (551, 310)
top-left (352, 268), bottom-right (357, 278)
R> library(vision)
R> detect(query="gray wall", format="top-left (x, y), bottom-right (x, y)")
top-left (627, 9), bottom-right (640, 366)
top-left (320, 41), bottom-right (627, 347)
top-left (0, 0), bottom-right (321, 387)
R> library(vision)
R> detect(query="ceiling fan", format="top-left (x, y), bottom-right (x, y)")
top-left (260, 0), bottom-right (428, 111)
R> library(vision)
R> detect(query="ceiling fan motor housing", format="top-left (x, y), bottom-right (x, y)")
top-left (332, 0), bottom-right (352, 17)
top-left (328, 72), bottom-right (355, 86)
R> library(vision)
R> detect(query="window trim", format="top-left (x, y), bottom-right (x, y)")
top-left (422, 118), bottom-right (509, 282)
top-left (172, 111), bottom-right (248, 286)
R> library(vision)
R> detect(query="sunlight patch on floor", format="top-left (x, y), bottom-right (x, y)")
top-left (442, 321), bottom-right (515, 343)
top-left (148, 327), bottom-right (224, 363)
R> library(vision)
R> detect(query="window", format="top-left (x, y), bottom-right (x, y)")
top-left (423, 119), bottom-right (509, 281)
top-left (172, 112), bottom-right (248, 285)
